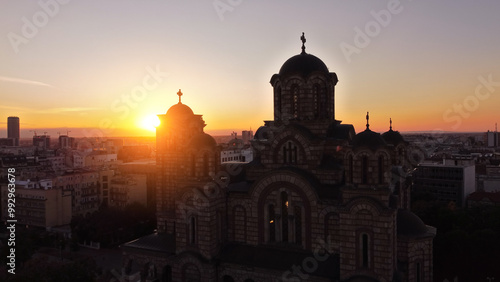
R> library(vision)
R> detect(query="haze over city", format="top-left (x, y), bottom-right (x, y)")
top-left (4, 2), bottom-right (500, 281)
top-left (1, 0), bottom-right (500, 138)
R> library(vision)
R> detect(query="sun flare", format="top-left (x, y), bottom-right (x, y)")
top-left (140, 114), bottom-right (161, 131)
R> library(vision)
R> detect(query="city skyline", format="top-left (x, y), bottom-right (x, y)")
top-left (1, 1), bottom-right (500, 138)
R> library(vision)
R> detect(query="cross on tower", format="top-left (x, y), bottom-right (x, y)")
top-left (366, 111), bottom-right (370, 129)
top-left (300, 32), bottom-right (306, 54)
top-left (390, 118), bottom-right (392, 130)
top-left (177, 89), bottom-right (183, 103)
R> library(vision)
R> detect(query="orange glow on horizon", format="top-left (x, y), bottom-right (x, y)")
top-left (139, 114), bottom-right (161, 132)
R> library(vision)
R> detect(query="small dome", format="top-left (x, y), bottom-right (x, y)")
top-left (327, 123), bottom-right (355, 140)
top-left (228, 138), bottom-right (244, 149)
top-left (352, 128), bottom-right (387, 150)
top-left (397, 209), bottom-right (428, 236)
top-left (166, 102), bottom-right (194, 119)
top-left (188, 133), bottom-right (216, 148)
top-left (279, 53), bottom-right (329, 78)
top-left (254, 126), bottom-right (270, 140)
top-left (382, 129), bottom-right (405, 146)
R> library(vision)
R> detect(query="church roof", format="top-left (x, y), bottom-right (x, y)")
top-left (120, 232), bottom-right (175, 255)
top-left (165, 103), bottom-right (194, 118)
top-left (343, 276), bottom-right (381, 282)
top-left (327, 123), bottom-right (355, 140)
top-left (397, 209), bottom-right (431, 237)
top-left (188, 132), bottom-right (217, 148)
top-left (382, 129), bottom-right (405, 146)
top-left (278, 32), bottom-right (330, 78)
top-left (254, 126), bottom-right (269, 140)
top-left (279, 52), bottom-right (330, 78)
top-left (468, 191), bottom-right (500, 203)
top-left (165, 89), bottom-right (194, 118)
top-left (218, 243), bottom-right (339, 279)
top-left (381, 119), bottom-right (405, 146)
top-left (352, 128), bottom-right (387, 150)
top-left (227, 138), bottom-right (244, 149)
top-left (351, 112), bottom-right (387, 150)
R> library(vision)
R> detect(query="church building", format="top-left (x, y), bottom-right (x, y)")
top-left (121, 34), bottom-right (435, 282)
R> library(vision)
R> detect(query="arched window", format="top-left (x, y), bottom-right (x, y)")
top-left (216, 211), bottom-right (222, 243)
top-left (313, 85), bottom-right (319, 117)
top-left (362, 156), bottom-right (369, 184)
top-left (348, 155), bottom-right (354, 183)
top-left (398, 147), bottom-right (404, 165)
top-left (189, 217), bottom-right (196, 244)
top-left (233, 206), bottom-right (246, 242)
top-left (190, 154), bottom-right (195, 177)
top-left (276, 86), bottom-right (282, 120)
top-left (378, 155), bottom-right (384, 184)
top-left (182, 263), bottom-right (200, 282)
top-left (325, 213), bottom-right (338, 244)
top-left (291, 85), bottom-right (299, 118)
top-left (283, 142), bottom-right (298, 164)
top-left (268, 204), bottom-right (275, 242)
top-left (281, 192), bottom-right (289, 242)
top-left (294, 206), bottom-right (302, 245)
top-left (282, 146), bottom-right (286, 164)
top-left (361, 233), bottom-right (369, 268)
top-left (162, 265), bottom-right (172, 282)
top-left (416, 262), bottom-right (422, 282)
top-left (318, 85), bottom-right (327, 118)
top-left (203, 153), bottom-right (209, 177)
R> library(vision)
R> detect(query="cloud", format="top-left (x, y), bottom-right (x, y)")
top-left (36, 107), bottom-right (101, 114)
top-left (0, 105), bottom-right (100, 114)
top-left (0, 75), bottom-right (53, 88)
top-left (0, 105), bottom-right (30, 111)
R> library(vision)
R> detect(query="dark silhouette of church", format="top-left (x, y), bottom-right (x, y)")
top-left (121, 34), bottom-right (435, 282)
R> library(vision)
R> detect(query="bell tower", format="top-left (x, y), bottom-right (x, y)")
top-left (269, 33), bottom-right (339, 122)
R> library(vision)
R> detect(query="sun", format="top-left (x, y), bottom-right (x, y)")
top-left (140, 114), bottom-right (161, 132)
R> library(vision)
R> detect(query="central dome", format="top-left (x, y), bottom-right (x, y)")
top-left (352, 128), bottom-right (387, 150)
top-left (279, 52), bottom-right (329, 77)
top-left (397, 209), bottom-right (429, 236)
top-left (165, 89), bottom-right (194, 119)
top-left (166, 103), bottom-right (194, 119)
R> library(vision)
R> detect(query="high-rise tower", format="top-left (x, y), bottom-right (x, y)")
top-left (7, 116), bottom-right (20, 146)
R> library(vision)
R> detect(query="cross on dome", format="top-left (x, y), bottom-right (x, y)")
top-left (366, 111), bottom-right (370, 130)
top-left (177, 89), bottom-right (183, 103)
top-left (300, 32), bottom-right (306, 54)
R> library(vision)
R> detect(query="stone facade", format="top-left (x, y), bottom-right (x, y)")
top-left (121, 37), bottom-right (435, 282)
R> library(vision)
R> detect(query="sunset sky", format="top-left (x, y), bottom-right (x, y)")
top-left (1, 0), bottom-right (500, 138)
